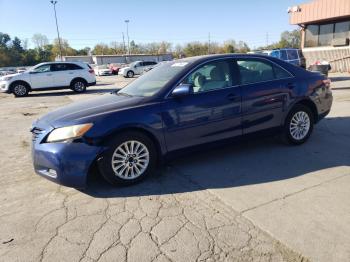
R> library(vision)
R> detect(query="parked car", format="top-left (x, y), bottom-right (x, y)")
top-left (269, 48), bottom-right (306, 68)
top-left (0, 62), bottom-right (96, 97)
top-left (94, 65), bottom-right (112, 76)
top-left (119, 61), bottom-right (157, 78)
top-left (0, 70), bottom-right (12, 76)
top-left (31, 54), bottom-right (332, 188)
top-left (109, 64), bottom-right (122, 75)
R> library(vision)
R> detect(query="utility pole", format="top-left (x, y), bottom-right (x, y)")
top-left (122, 32), bottom-right (126, 54)
top-left (50, 0), bottom-right (63, 60)
top-left (208, 32), bottom-right (211, 54)
top-left (266, 32), bottom-right (269, 47)
top-left (125, 20), bottom-right (130, 55)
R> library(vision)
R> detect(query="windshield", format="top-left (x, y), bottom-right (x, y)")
top-left (118, 61), bottom-right (188, 97)
top-left (129, 62), bottom-right (138, 67)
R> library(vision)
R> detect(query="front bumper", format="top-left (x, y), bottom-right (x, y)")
top-left (0, 80), bottom-right (10, 92)
top-left (31, 123), bottom-right (102, 188)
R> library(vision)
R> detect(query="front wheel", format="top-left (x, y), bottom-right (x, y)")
top-left (126, 70), bottom-right (134, 78)
top-left (282, 104), bottom-right (314, 145)
top-left (12, 83), bottom-right (29, 97)
top-left (98, 131), bottom-right (157, 186)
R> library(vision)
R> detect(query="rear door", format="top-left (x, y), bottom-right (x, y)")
top-left (162, 59), bottom-right (242, 151)
top-left (50, 63), bottom-right (71, 87)
top-left (237, 58), bottom-right (294, 134)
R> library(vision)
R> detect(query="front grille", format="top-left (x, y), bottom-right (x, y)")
top-left (31, 127), bottom-right (44, 142)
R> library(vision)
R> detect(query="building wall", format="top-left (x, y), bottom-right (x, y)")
top-left (63, 56), bottom-right (93, 64)
top-left (92, 54), bottom-right (173, 65)
top-left (62, 54), bottom-right (173, 65)
top-left (290, 0), bottom-right (350, 25)
top-left (302, 46), bottom-right (350, 72)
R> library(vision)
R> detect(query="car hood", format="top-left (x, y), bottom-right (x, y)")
top-left (0, 72), bottom-right (21, 80)
top-left (37, 93), bottom-right (144, 128)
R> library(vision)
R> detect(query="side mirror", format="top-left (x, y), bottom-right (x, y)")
top-left (171, 84), bottom-right (192, 98)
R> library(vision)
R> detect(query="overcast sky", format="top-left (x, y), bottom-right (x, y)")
top-left (0, 0), bottom-right (307, 49)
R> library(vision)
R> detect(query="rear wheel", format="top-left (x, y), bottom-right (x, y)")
top-left (98, 131), bottom-right (157, 186)
top-left (71, 79), bottom-right (87, 93)
top-left (282, 104), bottom-right (314, 145)
top-left (12, 83), bottom-right (29, 97)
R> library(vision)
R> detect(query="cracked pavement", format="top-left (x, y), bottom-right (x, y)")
top-left (0, 74), bottom-right (349, 262)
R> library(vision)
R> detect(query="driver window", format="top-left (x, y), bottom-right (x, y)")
top-left (33, 64), bottom-right (51, 73)
top-left (183, 60), bottom-right (232, 93)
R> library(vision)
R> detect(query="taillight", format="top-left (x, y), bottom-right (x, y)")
top-left (323, 79), bottom-right (331, 89)
top-left (89, 69), bottom-right (95, 74)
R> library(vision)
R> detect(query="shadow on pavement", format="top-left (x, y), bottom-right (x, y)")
top-left (83, 116), bottom-right (350, 198)
top-left (329, 76), bottom-right (350, 82)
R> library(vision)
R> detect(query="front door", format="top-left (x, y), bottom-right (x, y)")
top-left (162, 59), bottom-right (242, 152)
top-left (29, 64), bottom-right (55, 89)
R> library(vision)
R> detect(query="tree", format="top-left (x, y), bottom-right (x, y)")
top-left (11, 37), bottom-right (24, 53)
top-left (93, 43), bottom-right (111, 55)
top-left (32, 34), bottom-right (49, 50)
top-left (158, 41), bottom-right (172, 54)
top-left (280, 30), bottom-right (301, 48)
top-left (110, 41), bottom-right (125, 54)
top-left (0, 33), bottom-right (11, 48)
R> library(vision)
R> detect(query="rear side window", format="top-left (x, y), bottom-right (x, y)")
top-left (287, 50), bottom-right (298, 60)
top-left (274, 65), bottom-right (292, 79)
top-left (238, 60), bottom-right (275, 84)
top-left (51, 64), bottom-right (67, 71)
top-left (67, 63), bottom-right (83, 70)
top-left (237, 59), bottom-right (292, 84)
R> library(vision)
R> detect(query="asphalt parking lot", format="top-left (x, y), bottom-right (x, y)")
top-left (0, 74), bottom-right (349, 262)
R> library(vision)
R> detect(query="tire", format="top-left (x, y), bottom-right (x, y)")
top-left (127, 70), bottom-right (134, 78)
top-left (98, 131), bottom-right (157, 186)
top-left (282, 104), bottom-right (314, 145)
top-left (12, 82), bottom-right (29, 97)
top-left (71, 79), bottom-right (87, 93)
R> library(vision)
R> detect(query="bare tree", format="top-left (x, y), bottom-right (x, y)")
top-left (32, 34), bottom-right (49, 50)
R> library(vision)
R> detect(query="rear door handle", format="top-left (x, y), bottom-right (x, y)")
top-left (46, 73), bottom-right (52, 76)
top-left (286, 83), bottom-right (295, 89)
top-left (227, 93), bottom-right (240, 101)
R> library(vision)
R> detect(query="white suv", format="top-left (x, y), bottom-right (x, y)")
top-left (119, 61), bottom-right (157, 78)
top-left (0, 62), bottom-right (96, 97)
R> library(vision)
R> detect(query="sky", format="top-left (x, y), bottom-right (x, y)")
top-left (0, 0), bottom-right (308, 50)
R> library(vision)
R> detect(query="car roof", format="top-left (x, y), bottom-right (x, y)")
top-left (37, 61), bottom-right (87, 66)
top-left (173, 53), bottom-right (281, 64)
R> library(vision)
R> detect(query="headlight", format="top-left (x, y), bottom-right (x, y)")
top-left (46, 123), bottom-right (93, 143)
top-left (3, 76), bottom-right (12, 81)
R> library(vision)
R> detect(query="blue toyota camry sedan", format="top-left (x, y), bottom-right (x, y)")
top-left (31, 54), bottom-right (333, 188)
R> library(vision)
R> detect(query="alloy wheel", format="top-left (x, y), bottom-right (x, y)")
top-left (74, 81), bottom-right (85, 91)
top-left (111, 140), bottom-right (150, 180)
top-left (14, 85), bottom-right (27, 96)
top-left (289, 111), bottom-right (311, 140)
